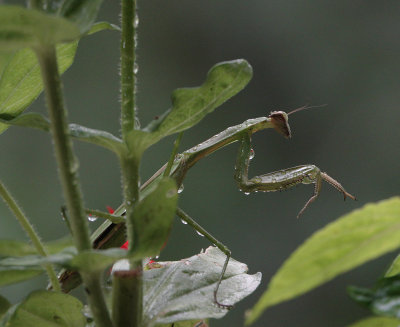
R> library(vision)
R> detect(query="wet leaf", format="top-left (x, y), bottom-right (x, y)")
top-left (246, 197), bottom-right (400, 325)
top-left (140, 247), bottom-right (261, 325)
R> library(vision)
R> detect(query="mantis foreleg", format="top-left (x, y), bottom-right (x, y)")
top-left (176, 208), bottom-right (232, 310)
top-left (234, 132), bottom-right (356, 218)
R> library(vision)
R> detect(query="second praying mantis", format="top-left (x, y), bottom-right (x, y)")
top-left (59, 106), bottom-right (356, 309)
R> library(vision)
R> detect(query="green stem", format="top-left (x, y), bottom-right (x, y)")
top-left (121, 0), bottom-right (138, 137)
top-left (35, 45), bottom-right (113, 327)
top-left (112, 267), bottom-right (143, 327)
top-left (119, 0), bottom-right (142, 325)
top-left (0, 180), bottom-right (61, 292)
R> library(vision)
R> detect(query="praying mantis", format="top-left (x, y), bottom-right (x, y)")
top-left (59, 106), bottom-right (356, 309)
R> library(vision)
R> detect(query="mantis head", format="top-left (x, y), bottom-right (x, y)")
top-left (269, 104), bottom-right (327, 139)
top-left (269, 111), bottom-right (291, 139)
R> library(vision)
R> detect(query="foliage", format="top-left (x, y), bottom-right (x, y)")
top-left (0, 1), bottom-right (399, 327)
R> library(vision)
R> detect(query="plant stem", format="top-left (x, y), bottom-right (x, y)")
top-left (35, 45), bottom-right (113, 327)
top-left (120, 0), bottom-right (143, 325)
top-left (112, 267), bottom-right (143, 327)
top-left (0, 180), bottom-right (60, 292)
top-left (121, 0), bottom-right (138, 137)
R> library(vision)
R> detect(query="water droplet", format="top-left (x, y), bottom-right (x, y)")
top-left (249, 148), bottom-right (255, 160)
top-left (178, 184), bottom-right (184, 194)
top-left (88, 216), bottom-right (98, 222)
top-left (133, 62), bottom-right (139, 74)
top-left (134, 14), bottom-right (139, 28)
top-left (196, 230), bottom-right (204, 237)
top-left (181, 219), bottom-right (188, 225)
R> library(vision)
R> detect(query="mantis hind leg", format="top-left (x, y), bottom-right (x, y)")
top-left (176, 208), bottom-right (233, 310)
top-left (234, 133), bottom-right (356, 217)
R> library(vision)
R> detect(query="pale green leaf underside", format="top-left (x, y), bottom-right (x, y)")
top-left (3, 290), bottom-right (85, 327)
top-left (246, 197), bottom-right (400, 325)
top-left (348, 316), bottom-right (400, 327)
top-left (0, 6), bottom-right (80, 51)
top-left (142, 247), bottom-right (261, 325)
top-left (0, 112), bottom-right (124, 154)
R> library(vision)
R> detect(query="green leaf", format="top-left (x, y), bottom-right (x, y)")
top-left (3, 290), bottom-right (85, 327)
top-left (386, 254), bottom-right (400, 277)
top-left (0, 6), bottom-right (80, 51)
top-left (129, 59), bottom-right (253, 153)
top-left (56, 0), bottom-right (103, 34)
top-left (348, 275), bottom-right (400, 318)
top-left (127, 247), bottom-right (261, 325)
top-left (0, 20), bottom-right (118, 135)
top-left (0, 112), bottom-right (50, 132)
top-left (245, 197), bottom-right (400, 325)
top-left (0, 43), bottom-right (76, 134)
top-left (130, 177), bottom-right (178, 259)
top-left (87, 21), bottom-right (121, 35)
top-left (0, 295), bottom-right (11, 319)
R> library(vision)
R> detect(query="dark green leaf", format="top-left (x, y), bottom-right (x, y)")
top-left (3, 290), bottom-right (85, 327)
top-left (130, 177), bottom-right (178, 259)
top-left (0, 6), bottom-right (80, 51)
top-left (0, 295), bottom-right (11, 319)
top-left (246, 197), bottom-right (400, 325)
top-left (137, 247), bottom-right (261, 325)
top-left (348, 317), bottom-right (400, 327)
top-left (348, 275), bottom-right (400, 318)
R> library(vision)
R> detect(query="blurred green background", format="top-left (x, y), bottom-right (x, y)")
top-left (1, 1), bottom-right (400, 326)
